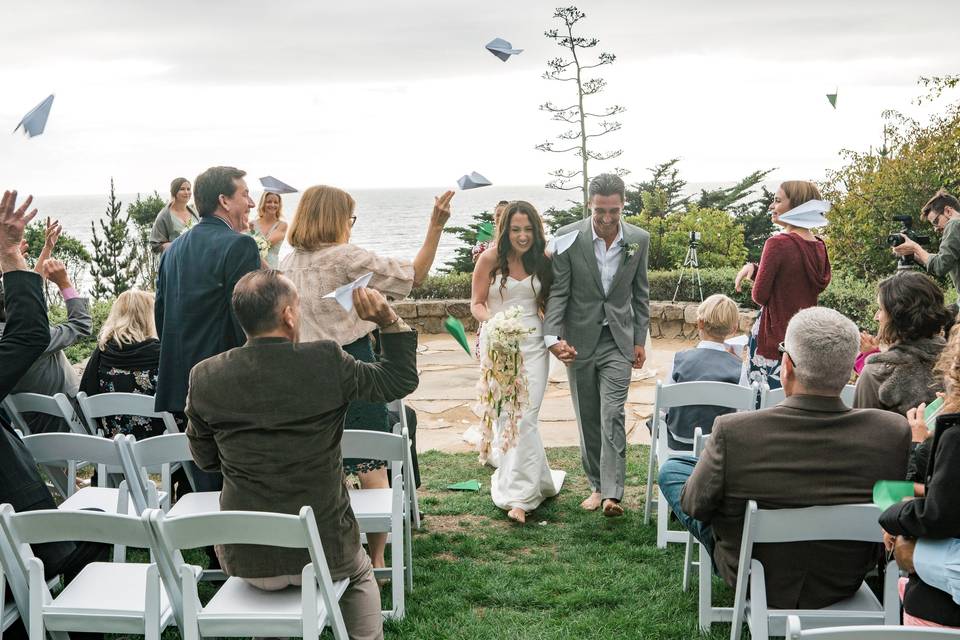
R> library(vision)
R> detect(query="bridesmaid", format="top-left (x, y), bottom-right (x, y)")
top-left (149, 177), bottom-right (199, 253)
top-left (250, 191), bottom-right (288, 268)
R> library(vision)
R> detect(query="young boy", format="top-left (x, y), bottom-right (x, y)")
top-left (663, 294), bottom-right (743, 451)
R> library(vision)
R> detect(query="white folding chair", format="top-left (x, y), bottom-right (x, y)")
top-left (342, 428), bottom-right (411, 619)
top-left (729, 501), bottom-right (898, 639)
top-left (681, 427), bottom-right (710, 592)
top-left (643, 380), bottom-right (758, 548)
top-left (0, 505), bottom-right (174, 640)
top-left (388, 399), bottom-right (421, 530)
top-left (146, 507), bottom-right (349, 640)
top-left (760, 384), bottom-right (857, 410)
top-left (75, 392), bottom-right (180, 438)
top-left (116, 433), bottom-right (202, 513)
top-left (787, 616), bottom-right (960, 638)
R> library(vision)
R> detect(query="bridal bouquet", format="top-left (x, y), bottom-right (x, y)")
top-left (474, 306), bottom-right (534, 464)
top-left (250, 231), bottom-right (271, 259)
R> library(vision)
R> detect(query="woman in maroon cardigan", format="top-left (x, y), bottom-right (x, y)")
top-left (734, 181), bottom-right (832, 389)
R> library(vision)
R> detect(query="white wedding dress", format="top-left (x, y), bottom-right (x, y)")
top-left (481, 274), bottom-right (565, 512)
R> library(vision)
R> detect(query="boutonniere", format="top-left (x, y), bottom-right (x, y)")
top-left (621, 241), bottom-right (640, 262)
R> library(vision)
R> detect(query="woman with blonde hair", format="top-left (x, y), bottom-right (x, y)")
top-left (249, 191), bottom-right (288, 268)
top-left (281, 184), bottom-right (453, 569)
top-left (734, 180), bottom-right (832, 389)
top-left (79, 289), bottom-right (181, 438)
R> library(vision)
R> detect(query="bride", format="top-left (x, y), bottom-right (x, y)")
top-left (470, 200), bottom-right (565, 523)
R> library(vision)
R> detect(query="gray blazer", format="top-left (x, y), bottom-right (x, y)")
top-left (543, 217), bottom-right (650, 361)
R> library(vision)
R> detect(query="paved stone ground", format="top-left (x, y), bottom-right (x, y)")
top-left (410, 334), bottom-right (695, 454)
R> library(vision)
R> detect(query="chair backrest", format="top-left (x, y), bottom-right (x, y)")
top-left (2, 392), bottom-right (89, 435)
top-left (761, 384), bottom-right (857, 410)
top-left (21, 432), bottom-right (124, 468)
top-left (116, 435), bottom-right (175, 514)
top-left (147, 506), bottom-right (346, 634)
top-left (76, 391), bottom-right (179, 436)
top-left (692, 427), bottom-right (710, 458)
top-left (655, 380), bottom-right (758, 412)
top-left (786, 616), bottom-right (960, 638)
top-left (341, 429), bottom-right (408, 466)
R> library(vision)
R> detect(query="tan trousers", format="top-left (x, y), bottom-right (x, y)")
top-left (244, 549), bottom-right (383, 640)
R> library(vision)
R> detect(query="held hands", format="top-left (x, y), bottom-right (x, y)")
top-left (549, 339), bottom-right (577, 364)
top-left (905, 403), bottom-right (931, 444)
top-left (41, 259), bottom-right (71, 289)
top-left (431, 191), bottom-right (454, 229)
top-left (353, 287), bottom-right (399, 328)
top-left (734, 263), bottom-right (753, 293)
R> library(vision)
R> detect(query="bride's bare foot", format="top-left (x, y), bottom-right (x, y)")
top-left (580, 492), bottom-right (602, 511)
top-left (507, 507), bottom-right (526, 523)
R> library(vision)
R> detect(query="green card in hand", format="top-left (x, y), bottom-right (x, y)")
top-left (444, 316), bottom-right (472, 356)
top-left (924, 397), bottom-right (944, 427)
top-left (447, 480), bottom-right (481, 491)
top-left (872, 480), bottom-right (914, 510)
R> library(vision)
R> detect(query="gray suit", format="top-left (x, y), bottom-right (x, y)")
top-left (544, 217), bottom-right (650, 500)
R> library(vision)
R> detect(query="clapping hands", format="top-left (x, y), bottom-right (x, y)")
top-left (0, 191), bottom-right (39, 272)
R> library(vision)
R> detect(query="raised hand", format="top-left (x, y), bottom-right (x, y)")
top-left (353, 287), bottom-right (399, 327)
top-left (431, 191), bottom-right (454, 229)
top-left (43, 217), bottom-right (62, 252)
top-left (41, 258), bottom-right (71, 290)
top-left (0, 190), bottom-right (39, 272)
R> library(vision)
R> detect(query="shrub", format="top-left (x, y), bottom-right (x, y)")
top-left (414, 272), bottom-right (473, 299)
top-left (626, 205), bottom-right (747, 271)
top-left (48, 298), bottom-right (114, 364)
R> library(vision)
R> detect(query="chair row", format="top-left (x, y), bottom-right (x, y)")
top-left (0, 503), bottom-right (351, 640)
top-left (643, 380), bottom-right (856, 548)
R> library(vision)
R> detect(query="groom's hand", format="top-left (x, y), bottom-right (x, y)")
top-left (633, 345), bottom-right (646, 369)
top-left (549, 340), bottom-right (577, 364)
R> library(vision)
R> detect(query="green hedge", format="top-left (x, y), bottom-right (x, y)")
top-left (48, 299), bottom-right (113, 364)
top-left (416, 268), bottom-right (884, 332)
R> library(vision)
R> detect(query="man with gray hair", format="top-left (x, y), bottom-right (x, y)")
top-left (658, 307), bottom-right (911, 610)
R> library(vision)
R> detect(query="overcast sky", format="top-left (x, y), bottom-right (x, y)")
top-left (1, 0), bottom-right (958, 195)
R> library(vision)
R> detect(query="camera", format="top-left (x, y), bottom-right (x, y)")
top-left (688, 231), bottom-right (701, 247)
top-left (886, 215), bottom-right (930, 269)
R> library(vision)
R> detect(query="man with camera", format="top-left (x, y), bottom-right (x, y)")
top-left (892, 189), bottom-right (960, 291)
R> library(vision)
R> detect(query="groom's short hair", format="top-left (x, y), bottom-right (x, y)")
top-left (588, 174), bottom-right (625, 203)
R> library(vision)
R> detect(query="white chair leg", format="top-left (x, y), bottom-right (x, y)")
top-left (144, 564), bottom-right (161, 640)
top-left (643, 425), bottom-right (657, 524)
top-left (698, 541), bottom-right (712, 632)
top-left (404, 507), bottom-right (413, 593)
top-left (681, 532), bottom-right (693, 592)
top-left (882, 560), bottom-right (900, 625)
top-left (656, 486), bottom-right (670, 549)
top-left (747, 559), bottom-right (769, 640)
top-left (301, 565), bottom-right (320, 640)
top-left (26, 563), bottom-right (44, 640)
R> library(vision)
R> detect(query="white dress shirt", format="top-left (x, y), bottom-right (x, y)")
top-left (544, 222), bottom-right (623, 349)
top-left (914, 538), bottom-right (960, 605)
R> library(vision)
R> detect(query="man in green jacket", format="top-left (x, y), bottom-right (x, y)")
top-left (893, 189), bottom-right (960, 291)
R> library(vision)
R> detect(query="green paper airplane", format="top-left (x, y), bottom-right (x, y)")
top-left (447, 480), bottom-right (481, 491)
top-left (444, 316), bottom-right (472, 356)
top-left (826, 92), bottom-right (838, 109)
top-left (872, 480), bottom-right (914, 510)
top-left (476, 222), bottom-right (495, 243)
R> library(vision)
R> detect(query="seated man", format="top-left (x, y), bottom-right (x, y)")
top-left (185, 269), bottom-right (419, 640)
top-left (661, 293), bottom-right (742, 451)
top-left (658, 307), bottom-right (911, 609)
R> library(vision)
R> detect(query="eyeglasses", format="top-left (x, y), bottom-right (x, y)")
top-left (777, 341), bottom-right (797, 367)
top-left (349, 216), bottom-right (357, 228)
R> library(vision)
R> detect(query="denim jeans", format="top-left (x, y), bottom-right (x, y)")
top-left (657, 456), bottom-right (715, 558)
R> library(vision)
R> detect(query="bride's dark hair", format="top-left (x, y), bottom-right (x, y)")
top-left (488, 201), bottom-right (553, 313)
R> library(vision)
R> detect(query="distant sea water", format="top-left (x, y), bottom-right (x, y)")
top-left (30, 181), bottom-right (754, 277)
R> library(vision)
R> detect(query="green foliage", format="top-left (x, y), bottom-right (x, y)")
top-left (647, 267), bottom-right (754, 306)
top-left (415, 272), bottom-right (473, 299)
top-left (626, 158), bottom-right (689, 217)
top-left (127, 192), bottom-right (165, 289)
top-left (89, 179), bottom-right (139, 300)
top-left (442, 210), bottom-right (495, 273)
top-left (730, 186), bottom-right (776, 263)
top-left (819, 270), bottom-right (880, 333)
top-left (23, 222), bottom-right (91, 287)
top-left (47, 298), bottom-right (113, 364)
top-left (544, 204), bottom-right (584, 233)
top-left (695, 169), bottom-right (775, 211)
top-left (626, 205), bottom-right (747, 271)
top-left (824, 81), bottom-right (960, 279)
top-left (127, 191), bottom-right (165, 227)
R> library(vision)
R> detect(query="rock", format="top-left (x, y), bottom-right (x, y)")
top-left (418, 301), bottom-right (447, 318)
top-left (660, 319), bottom-right (684, 338)
top-left (445, 301), bottom-right (471, 318)
top-left (648, 321), bottom-right (662, 339)
top-left (422, 316), bottom-right (445, 333)
top-left (739, 313), bottom-right (756, 332)
top-left (663, 304), bottom-right (684, 321)
top-left (393, 301), bottom-right (418, 319)
top-left (648, 302), bottom-right (664, 320)
top-left (683, 303), bottom-right (699, 325)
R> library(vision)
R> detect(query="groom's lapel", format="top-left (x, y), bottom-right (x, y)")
top-left (608, 225), bottom-right (639, 293)
top-left (575, 219), bottom-right (604, 294)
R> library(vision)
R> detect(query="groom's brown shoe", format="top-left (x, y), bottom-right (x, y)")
top-left (602, 499), bottom-right (624, 517)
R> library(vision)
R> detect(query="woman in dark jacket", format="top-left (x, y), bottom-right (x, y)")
top-left (79, 289), bottom-right (181, 438)
top-left (881, 328), bottom-right (960, 628)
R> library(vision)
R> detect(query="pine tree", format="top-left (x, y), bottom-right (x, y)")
top-left (89, 179), bottom-right (138, 300)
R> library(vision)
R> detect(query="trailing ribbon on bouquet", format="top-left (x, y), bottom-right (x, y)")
top-left (474, 306), bottom-right (534, 464)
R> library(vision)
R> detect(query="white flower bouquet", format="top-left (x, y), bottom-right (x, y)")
top-left (251, 231), bottom-right (271, 259)
top-left (474, 305), bottom-right (534, 464)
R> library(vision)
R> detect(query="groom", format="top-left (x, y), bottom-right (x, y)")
top-left (544, 173), bottom-right (650, 517)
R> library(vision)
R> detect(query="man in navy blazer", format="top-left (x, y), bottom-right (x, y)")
top-left (154, 166), bottom-right (261, 489)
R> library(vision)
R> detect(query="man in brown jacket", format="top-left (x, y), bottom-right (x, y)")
top-left (658, 307), bottom-right (911, 610)
top-left (185, 269), bottom-right (419, 640)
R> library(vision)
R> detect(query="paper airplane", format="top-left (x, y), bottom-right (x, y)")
top-left (826, 89), bottom-right (838, 109)
top-left (445, 316), bottom-right (472, 356)
top-left (872, 480), bottom-right (914, 510)
top-left (13, 94), bottom-right (54, 138)
top-left (547, 229), bottom-right (579, 255)
top-left (457, 171), bottom-right (492, 190)
top-left (323, 272), bottom-right (373, 312)
top-left (724, 335), bottom-right (749, 354)
top-left (476, 222), bottom-right (495, 242)
top-left (778, 199), bottom-right (831, 229)
top-left (447, 479), bottom-right (481, 491)
top-left (259, 176), bottom-right (298, 194)
top-left (485, 38), bottom-right (523, 62)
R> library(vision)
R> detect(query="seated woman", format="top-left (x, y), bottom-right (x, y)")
top-left (881, 327), bottom-right (960, 629)
top-left (78, 289), bottom-right (181, 438)
top-left (855, 271), bottom-right (952, 415)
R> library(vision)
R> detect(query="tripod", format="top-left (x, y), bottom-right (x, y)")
top-left (672, 240), bottom-right (704, 303)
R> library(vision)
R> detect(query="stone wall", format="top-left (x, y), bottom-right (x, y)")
top-left (393, 299), bottom-right (758, 339)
